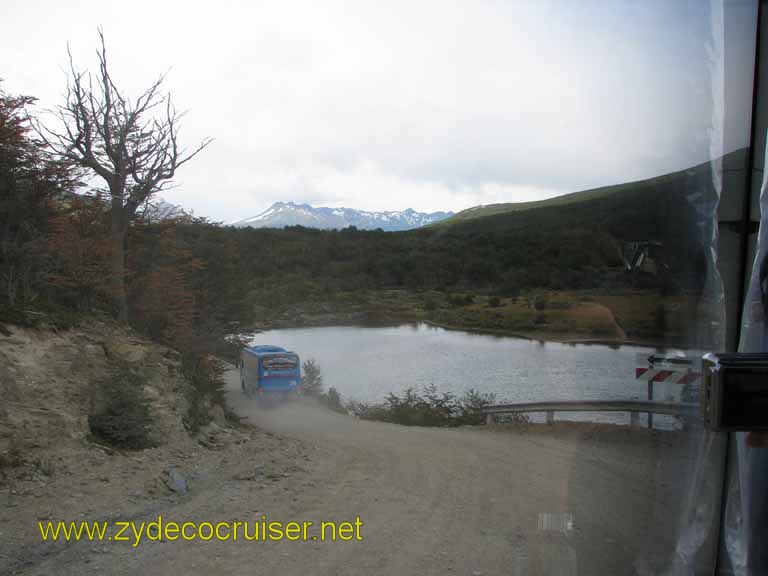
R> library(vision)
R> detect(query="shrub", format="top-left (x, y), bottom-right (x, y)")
top-left (488, 296), bottom-right (502, 308)
top-left (181, 352), bottom-right (227, 434)
top-left (347, 385), bottom-right (496, 427)
top-left (33, 456), bottom-right (55, 477)
top-left (345, 400), bottom-right (388, 420)
top-left (499, 412), bottom-right (531, 424)
top-left (302, 361), bottom-right (345, 414)
top-left (0, 444), bottom-right (23, 471)
top-left (446, 293), bottom-right (463, 308)
top-left (455, 388), bottom-right (497, 425)
top-left (446, 293), bottom-right (475, 307)
top-left (88, 364), bottom-right (154, 449)
top-left (380, 385), bottom-right (455, 427)
top-left (0, 302), bottom-right (86, 330)
top-left (301, 358), bottom-right (324, 397)
top-left (319, 387), bottom-right (346, 414)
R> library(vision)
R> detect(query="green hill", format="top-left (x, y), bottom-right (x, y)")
top-left (196, 150), bottom-right (743, 306)
top-left (435, 152), bottom-right (738, 226)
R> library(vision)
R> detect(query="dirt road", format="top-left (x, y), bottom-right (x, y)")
top-left (209, 373), bottom-right (697, 576)
top-left (11, 370), bottom-right (708, 575)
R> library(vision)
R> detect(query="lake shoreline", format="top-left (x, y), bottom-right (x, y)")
top-left (252, 314), bottom-right (670, 349)
top-left (249, 288), bottom-right (696, 349)
top-left (421, 319), bottom-right (670, 348)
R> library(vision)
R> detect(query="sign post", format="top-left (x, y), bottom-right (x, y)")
top-left (635, 353), bottom-right (701, 430)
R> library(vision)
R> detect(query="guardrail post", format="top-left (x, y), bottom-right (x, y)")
top-left (630, 411), bottom-right (639, 428)
top-left (647, 381), bottom-right (654, 429)
top-left (546, 411), bottom-right (554, 425)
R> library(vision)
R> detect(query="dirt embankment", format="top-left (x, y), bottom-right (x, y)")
top-left (0, 323), bottom-right (307, 575)
top-left (0, 322), bottom-right (191, 458)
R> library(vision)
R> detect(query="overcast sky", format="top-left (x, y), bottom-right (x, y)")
top-left (2, 0), bottom-right (758, 222)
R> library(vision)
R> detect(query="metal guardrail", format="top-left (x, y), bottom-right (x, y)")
top-left (482, 400), bottom-right (697, 427)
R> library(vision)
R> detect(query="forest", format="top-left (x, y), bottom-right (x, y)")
top-left (1, 76), bottom-right (723, 359)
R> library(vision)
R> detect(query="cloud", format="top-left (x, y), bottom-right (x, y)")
top-left (2, 0), bottom-right (755, 222)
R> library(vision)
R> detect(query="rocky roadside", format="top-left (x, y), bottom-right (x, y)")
top-left (0, 321), bottom-right (312, 575)
top-left (0, 416), bottom-right (310, 574)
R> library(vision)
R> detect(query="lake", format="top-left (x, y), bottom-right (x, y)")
top-left (250, 323), bottom-right (690, 427)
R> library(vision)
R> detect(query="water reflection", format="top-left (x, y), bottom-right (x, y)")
top-left (250, 322), bottom-right (689, 428)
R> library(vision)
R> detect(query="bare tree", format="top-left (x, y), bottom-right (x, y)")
top-left (37, 30), bottom-right (212, 322)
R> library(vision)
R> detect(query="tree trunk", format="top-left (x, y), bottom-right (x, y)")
top-left (110, 206), bottom-right (128, 323)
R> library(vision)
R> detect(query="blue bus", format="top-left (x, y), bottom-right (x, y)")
top-left (240, 345), bottom-right (301, 400)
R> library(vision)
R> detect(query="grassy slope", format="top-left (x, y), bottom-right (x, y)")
top-left (423, 290), bottom-right (696, 343)
top-left (434, 152), bottom-right (738, 226)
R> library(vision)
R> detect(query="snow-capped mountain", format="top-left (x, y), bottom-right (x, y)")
top-left (230, 202), bottom-right (454, 231)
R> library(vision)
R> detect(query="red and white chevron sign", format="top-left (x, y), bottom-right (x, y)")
top-left (634, 367), bottom-right (701, 384)
top-left (635, 353), bottom-right (702, 384)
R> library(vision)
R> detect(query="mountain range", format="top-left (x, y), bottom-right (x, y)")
top-left (230, 202), bottom-right (454, 231)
